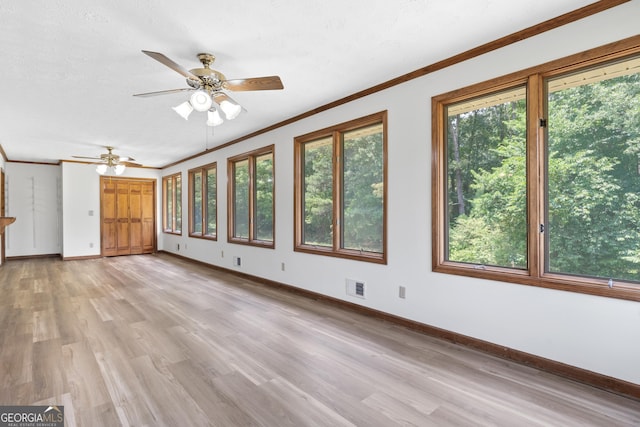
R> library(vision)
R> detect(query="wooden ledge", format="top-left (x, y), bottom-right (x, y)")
top-left (0, 217), bottom-right (16, 234)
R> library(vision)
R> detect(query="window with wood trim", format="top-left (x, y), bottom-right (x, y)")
top-left (188, 162), bottom-right (217, 239)
top-left (227, 146), bottom-right (274, 247)
top-left (163, 172), bottom-right (182, 234)
top-left (294, 111), bottom-right (387, 263)
top-left (432, 42), bottom-right (640, 301)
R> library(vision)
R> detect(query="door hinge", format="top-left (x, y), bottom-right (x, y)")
top-left (539, 118), bottom-right (547, 127)
top-left (540, 224), bottom-right (545, 233)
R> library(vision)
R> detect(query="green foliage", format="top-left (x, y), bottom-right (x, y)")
top-left (447, 70), bottom-right (640, 282)
top-left (303, 141), bottom-right (334, 246)
top-left (302, 128), bottom-right (384, 252)
top-left (255, 155), bottom-right (274, 241)
top-left (546, 73), bottom-right (640, 281)
top-left (342, 133), bottom-right (384, 252)
top-left (447, 96), bottom-right (527, 268)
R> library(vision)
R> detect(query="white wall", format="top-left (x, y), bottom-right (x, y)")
top-left (5, 162), bottom-right (62, 257)
top-left (61, 162), bottom-right (162, 258)
top-left (161, 1), bottom-right (640, 385)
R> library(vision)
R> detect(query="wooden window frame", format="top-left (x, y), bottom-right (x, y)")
top-left (188, 162), bottom-right (217, 240)
top-left (294, 111), bottom-right (388, 264)
top-left (227, 145), bottom-right (275, 248)
top-left (432, 36), bottom-right (640, 301)
top-left (162, 172), bottom-right (182, 234)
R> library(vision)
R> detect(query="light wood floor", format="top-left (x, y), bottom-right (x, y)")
top-left (1, 254), bottom-right (639, 426)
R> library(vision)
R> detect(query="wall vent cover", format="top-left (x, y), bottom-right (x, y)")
top-left (346, 279), bottom-right (365, 299)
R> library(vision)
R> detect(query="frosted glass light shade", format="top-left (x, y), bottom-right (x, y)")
top-left (172, 101), bottom-right (193, 120)
top-left (220, 100), bottom-right (242, 120)
top-left (114, 164), bottom-right (126, 175)
top-left (207, 109), bottom-right (224, 127)
top-left (190, 91), bottom-right (213, 112)
top-left (96, 164), bottom-right (108, 175)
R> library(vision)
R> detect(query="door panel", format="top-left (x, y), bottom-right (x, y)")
top-left (142, 182), bottom-right (155, 252)
top-left (129, 183), bottom-right (143, 254)
top-left (116, 183), bottom-right (130, 255)
top-left (101, 180), bottom-right (118, 256)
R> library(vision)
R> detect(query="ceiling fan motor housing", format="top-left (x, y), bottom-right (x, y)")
top-left (188, 53), bottom-right (226, 91)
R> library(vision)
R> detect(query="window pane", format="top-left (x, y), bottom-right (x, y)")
top-left (193, 171), bottom-right (203, 234)
top-left (445, 86), bottom-right (527, 269)
top-left (206, 166), bottom-right (217, 236)
top-left (341, 123), bottom-right (384, 253)
top-left (166, 177), bottom-right (173, 230)
top-left (546, 57), bottom-right (640, 282)
top-left (233, 159), bottom-right (250, 239)
top-left (302, 137), bottom-right (333, 247)
top-left (175, 175), bottom-right (182, 232)
top-left (254, 153), bottom-right (274, 242)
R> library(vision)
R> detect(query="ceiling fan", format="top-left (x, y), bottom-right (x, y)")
top-left (72, 146), bottom-right (140, 175)
top-left (133, 50), bottom-right (284, 125)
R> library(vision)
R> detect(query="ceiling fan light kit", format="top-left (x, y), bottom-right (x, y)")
top-left (172, 101), bottom-right (194, 120)
top-left (73, 146), bottom-right (140, 175)
top-left (219, 99), bottom-right (242, 120)
top-left (190, 90), bottom-right (212, 112)
top-left (207, 108), bottom-right (224, 127)
top-left (134, 50), bottom-right (283, 127)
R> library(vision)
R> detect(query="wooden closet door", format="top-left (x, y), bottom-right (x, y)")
top-left (101, 177), bottom-right (156, 256)
top-left (141, 182), bottom-right (155, 253)
top-left (116, 182), bottom-right (131, 255)
top-left (129, 182), bottom-right (143, 254)
top-left (101, 179), bottom-right (118, 256)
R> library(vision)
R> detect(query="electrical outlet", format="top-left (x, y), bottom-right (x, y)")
top-left (221, 250), bottom-right (224, 258)
top-left (233, 256), bottom-right (241, 267)
top-left (281, 262), bottom-right (285, 271)
top-left (176, 243), bottom-right (180, 251)
top-left (89, 242), bottom-right (94, 248)
top-left (399, 286), bottom-right (406, 299)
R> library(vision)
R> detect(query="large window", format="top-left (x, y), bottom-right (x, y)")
top-left (433, 43), bottom-right (640, 300)
top-left (227, 146), bottom-right (274, 247)
top-left (163, 173), bottom-right (182, 234)
top-left (188, 163), bottom-right (217, 239)
top-left (294, 111), bottom-right (387, 263)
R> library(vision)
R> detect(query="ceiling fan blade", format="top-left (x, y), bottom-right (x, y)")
top-left (223, 76), bottom-right (284, 91)
top-left (133, 88), bottom-right (195, 97)
top-left (121, 161), bottom-right (141, 167)
top-left (141, 50), bottom-right (201, 83)
top-left (72, 155), bottom-right (102, 160)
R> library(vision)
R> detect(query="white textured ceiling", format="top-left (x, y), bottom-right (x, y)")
top-left (0, 0), bottom-right (594, 167)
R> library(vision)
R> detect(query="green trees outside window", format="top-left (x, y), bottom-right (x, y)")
top-left (433, 47), bottom-right (640, 300)
top-left (163, 173), bottom-right (182, 234)
top-left (446, 87), bottom-right (527, 269)
top-left (302, 136), bottom-right (334, 247)
top-left (189, 163), bottom-right (217, 239)
top-left (546, 64), bottom-right (640, 282)
top-left (228, 146), bottom-right (274, 247)
top-left (295, 112), bottom-right (387, 263)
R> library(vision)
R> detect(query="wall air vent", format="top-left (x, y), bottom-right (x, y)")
top-left (346, 278), bottom-right (365, 299)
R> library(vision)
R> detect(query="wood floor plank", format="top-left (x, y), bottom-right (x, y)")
top-left (32, 338), bottom-right (67, 402)
top-left (1, 254), bottom-right (639, 426)
top-left (62, 340), bottom-right (111, 409)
